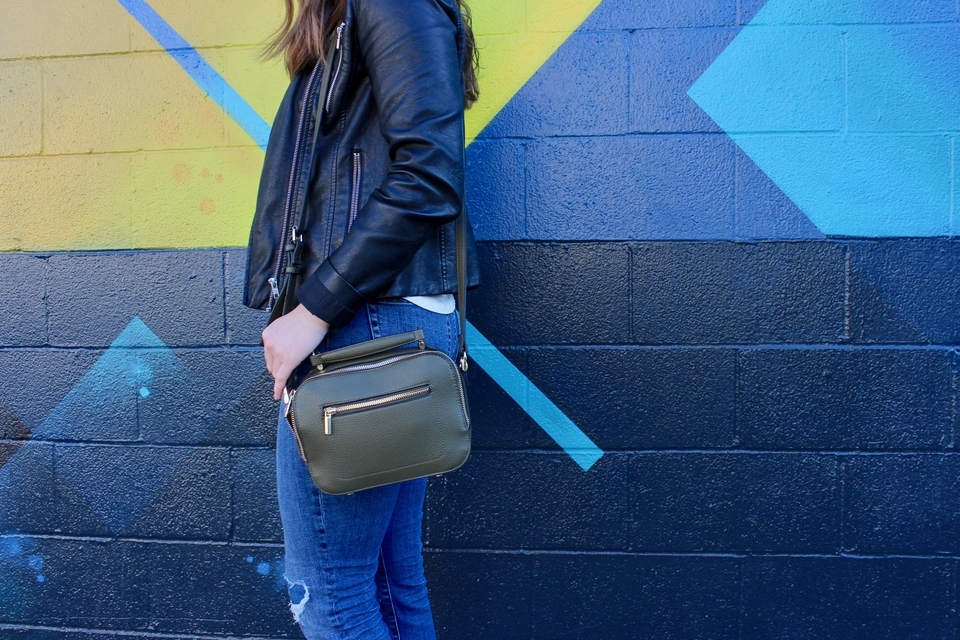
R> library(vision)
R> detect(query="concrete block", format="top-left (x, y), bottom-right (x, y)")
top-left (479, 32), bottom-right (628, 138)
top-left (424, 551), bottom-right (533, 639)
top-left (586, 0), bottom-right (738, 28)
top-left (0, 254), bottom-right (47, 347)
top-left (526, 137), bottom-right (735, 240)
top-left (0, 154), bottom-right (134, 252)
top-left (533, 554), bottom-right (740, 639)
top-left (468, 242), bottom-right (630, 345)
top-left (629, 29), bottom-right (738, 133)
top-left (147, 542), bottom-right (297, 637)
top-left (124, 447), bottom-right (232, 540)
top-left (466, 140), bottom-right (526, 241)
top-left (465, 347), bottom-right (530, 450)
top-left (426, 452), bottom-right (628, 550)
top-left (131, 148), bottom-right (263, 249)
top-left (0, 442), bottom-right (55, 534)
top-left (526, 347), bottom-right (736, 450)
top-left (743, 0), bottom-right (957, 26)
top-left (224, 248), bottom-right (268, 346)
top-left (222, 46), bottom-right (290, 146)
top-left (735, 146), bottom-right (825, 240)
top-left (43, 53), bottom-right (224, 155)
top-left (0, 537), bottom-right (149, 630)
top-left (630, 453), bottom-right (840, 552)
top-left (137, 349), bottom-right (264, 444)
top-left (742, 557), bottom-right (954, 639)
top-left (845, 454), bottom-right (960, 554)
top-left (0, 61), bottom-right (41, 157)
top-left (200, 370), bottom-right (278, 448)
top-left (739, 348), bottom-right (953, 450)
top-left (53, 444), bottom-right (229, 538)
top-left (0, 349), bottom-right (100, 434)
top-left (45, 251), bottom-right (224, 348)
top-left (848, 26), bottom-right (960, 133)
top-left (0, 0), bottom-right (130, 59)
top-left (232, 448), bottom-right (282, 543)
top-left (631, 241), bottom-right (845, 343)
top-left (130, 0), bottom-right (285, 50)
top-left (849, 239), bottom-right (960, 345)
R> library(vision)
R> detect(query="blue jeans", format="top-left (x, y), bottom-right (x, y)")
top-left (277, 300), bottom-right (458, 640)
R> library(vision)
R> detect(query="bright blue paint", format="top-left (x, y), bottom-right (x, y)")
top-left (115, 0), bottom-right (271, 150)
top-left (246, 556), bottom-right (254, 563)
top-left (139, 387), bottom-right (150, 398)
top-left (689, 0), bottom-right (958, 237)
top-left (29, 318), bottom-right (193, 533)
top-left (466, 322), bottom-right (603, 471)
top-left (257, 562), bottom-right (271, 575)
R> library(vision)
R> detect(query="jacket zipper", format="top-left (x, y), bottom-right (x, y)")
top-left (267, 60), bottom-right (324, 310)
top-left (348, 150), bottom-right (362, 231)
top-left (323, 384), bottom-right (431, 435)
top-left (324, 22), bottom-right (346, 114)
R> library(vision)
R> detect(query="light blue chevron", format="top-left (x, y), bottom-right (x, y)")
top-left (689, 0), bottom-right (958, 237)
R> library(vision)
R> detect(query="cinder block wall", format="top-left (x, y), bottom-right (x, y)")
top-left (2, 0), bottom-right (959, 638)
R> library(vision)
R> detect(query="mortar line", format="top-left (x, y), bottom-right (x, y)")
top-left (950, 135), bottom-right (955, 237)
top-left (733, 349), bottom-right (741, 446)
top-left (220, 251), bottom-right (228, 343)
top-left (737, 556), bottom-right (745, 640)
top-left (734, 139), bottom-right (740, 240)
top-left (841, 29), bottom-right (849, 137)
top-left (843, 244), bottom-right (852, 342)
top-left (838, 456), bottom-right (847, 552)
top-left (0, 623), bottom-right (290, 640)
top-left (627, 245), bottom-right (634, 342)
top-left (39, 58), bottom-right (45, 156)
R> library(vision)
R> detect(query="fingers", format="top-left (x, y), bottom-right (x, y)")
top-left (262, 330), bottom-right (275, 374)
top-left (272, 360), bottom-right (294, 401)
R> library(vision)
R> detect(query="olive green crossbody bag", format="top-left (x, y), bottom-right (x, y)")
top-left (274, 35), bottom-right (471, 495)
top-left (281, 212), bottom-right (471, 495)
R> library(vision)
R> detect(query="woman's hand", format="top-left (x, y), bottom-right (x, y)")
top-left (262, 303), bottom-right (330, 400)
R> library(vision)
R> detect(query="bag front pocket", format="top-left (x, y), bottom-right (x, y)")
top-left (322, 384), bottom-right (430, 435)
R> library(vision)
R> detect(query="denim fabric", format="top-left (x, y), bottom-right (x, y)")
top-left (277, 300), bottom-right (459, 640)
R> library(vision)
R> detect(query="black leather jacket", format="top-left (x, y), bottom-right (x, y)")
top-left (243, 0), bottom-right (480, 328)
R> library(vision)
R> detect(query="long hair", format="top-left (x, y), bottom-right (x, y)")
top-left (265, 0), bottom-right (481, 108)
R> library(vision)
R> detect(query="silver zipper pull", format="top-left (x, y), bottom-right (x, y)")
top-left (335, 22), bottom-right (345, 49)
top-left (268, 277), bottom-right (280, 301)
top-left (324, 408), bottom-right (335, 435)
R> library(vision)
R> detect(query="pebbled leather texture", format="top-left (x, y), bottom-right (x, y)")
top-left (288, 346), bottom-right (471, 495)
top-left (243, 0), bottom-right (481, 327)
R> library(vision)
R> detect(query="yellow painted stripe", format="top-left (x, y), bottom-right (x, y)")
top-left (0, 0), bottom-right (603, 251)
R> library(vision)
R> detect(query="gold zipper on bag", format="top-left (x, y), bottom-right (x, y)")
top-left (323, 385), bottom-right (431, 435)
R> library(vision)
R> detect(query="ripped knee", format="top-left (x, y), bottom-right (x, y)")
top-left (285, 577), bottom-right (310, 623)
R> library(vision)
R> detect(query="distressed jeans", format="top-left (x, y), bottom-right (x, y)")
top-left (277, 300), bottom-right (458, 640)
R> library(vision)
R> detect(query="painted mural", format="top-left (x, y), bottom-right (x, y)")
top-left (1, 0), bottom-right (958, 637)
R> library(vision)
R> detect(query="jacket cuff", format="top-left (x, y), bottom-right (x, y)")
top-left (296, 260), bottom-right (367, 328)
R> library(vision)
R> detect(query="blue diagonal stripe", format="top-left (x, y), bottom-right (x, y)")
top-left (119, 0), bottom-right (603, 470)
top-left (466, 324), bottom-right (603, 471)
top-left (118, 0), bottom-right (271, 150)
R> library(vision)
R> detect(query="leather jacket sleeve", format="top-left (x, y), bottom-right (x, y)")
top-left (296, 0), bottom-right (465, 327)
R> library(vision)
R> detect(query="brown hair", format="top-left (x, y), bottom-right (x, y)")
top-left (265, 0), bottom-right (480, 108)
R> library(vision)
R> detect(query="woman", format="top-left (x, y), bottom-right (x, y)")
top-left (241, 0), bottom-right (481, 637)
